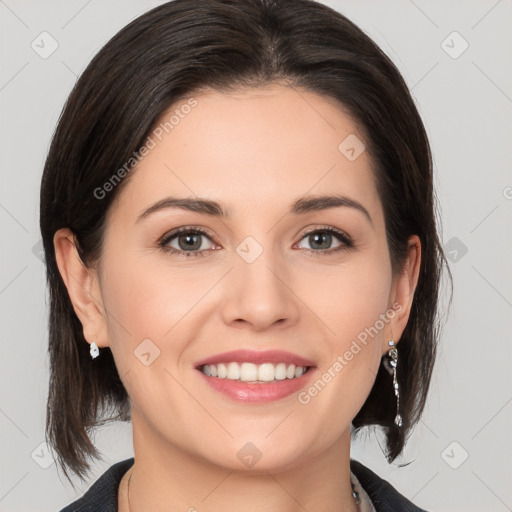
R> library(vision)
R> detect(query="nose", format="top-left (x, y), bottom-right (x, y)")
top-left (220, 245), bottom-right (300, 332)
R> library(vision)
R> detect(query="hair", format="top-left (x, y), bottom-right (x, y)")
top-left (40, 0), bottom-right (451, 486)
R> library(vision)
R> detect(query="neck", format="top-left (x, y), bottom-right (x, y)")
top-left (119, 408), bottom-right (359, 512)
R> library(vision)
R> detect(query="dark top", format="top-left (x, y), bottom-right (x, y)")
top-left (59, 457), bottom-right (428, 511)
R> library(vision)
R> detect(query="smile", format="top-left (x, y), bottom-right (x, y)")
top-left (195, 349), bottom-right (316, 403)
top-left (201, 362), bottom-right (308, 382)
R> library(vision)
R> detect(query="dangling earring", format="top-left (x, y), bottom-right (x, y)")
top-left (90, 338), bottom-right (100, 359)
top-left (384, 339), bottom-right (402, 427)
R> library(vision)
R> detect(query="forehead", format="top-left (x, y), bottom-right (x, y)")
top-left (111, 84), bottom-right (381, 223)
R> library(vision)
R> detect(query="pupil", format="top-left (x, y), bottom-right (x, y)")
top-left (179, 233), bottom-right (201, 251)
top-left (311, 232), bottom-right (331, 250)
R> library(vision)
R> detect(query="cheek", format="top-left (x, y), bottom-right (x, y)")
top-left (311, 251), bottom-right (393, 349)
top-left (97, 249), bottom-right (164, 372)
top-left (99, 254), bottom-right (198, 410)
top-left (299, 251), bottom-right (392, 422)
top-left (99, 250), bottom-right (222, 366)
top-left (102, 262), bottom-right (169, 340)
top-left (101, 246), bottom-right (198, 332)
top-left (339, 271), bottom-right (391, 342)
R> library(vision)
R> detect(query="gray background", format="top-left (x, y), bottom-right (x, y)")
top-left (1, 0), bottom-right (511, 511)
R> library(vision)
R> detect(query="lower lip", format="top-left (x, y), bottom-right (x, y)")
top-left (197, 368), bottom-right (316, 403)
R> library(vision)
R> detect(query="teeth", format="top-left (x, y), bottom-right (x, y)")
top-left (227, 362), bottom-right (240, 380)
top-left (201, 362), bottom-right (308, 381)
top-left (217, 363), bottom-right (227, 378)
top-left (240, 362), bottom-right (258, 381)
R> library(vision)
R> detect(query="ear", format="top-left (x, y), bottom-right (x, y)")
top-left (384, 235), bottom-right (421, 354)
top-left (53, 228), bottom-right (108, 349)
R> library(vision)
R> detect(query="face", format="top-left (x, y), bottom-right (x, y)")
top-left (66, 84), bottom-right (418, 473)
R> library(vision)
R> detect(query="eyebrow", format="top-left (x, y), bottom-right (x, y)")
top-left (136, 194), bottom-right (373, 225)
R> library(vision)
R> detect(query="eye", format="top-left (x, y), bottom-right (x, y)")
top-left (159, 227), bottom-right (217, 258)
top-left (295, 227), bottom-right (353, 255)
top-left (158, 225), bottom-right (353, 258)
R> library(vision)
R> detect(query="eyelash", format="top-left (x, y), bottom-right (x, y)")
top-left (158, 225), bottom-right (354, 259)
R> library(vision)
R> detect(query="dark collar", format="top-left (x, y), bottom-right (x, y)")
top-left (59, 457), bottom-right (427, 511)
top-left (350, 459), bottom-right (428, 512)
top-left (59, 457), bottom-right (135, 512)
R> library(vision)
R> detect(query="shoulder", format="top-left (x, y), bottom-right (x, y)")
top-left (350, 459), bottom-right (429, 512)
top-left (58, 458), bottom-right (135, 512)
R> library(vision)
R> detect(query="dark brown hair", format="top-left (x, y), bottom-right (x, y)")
top-left (40, 0), bottom-right (450, 486)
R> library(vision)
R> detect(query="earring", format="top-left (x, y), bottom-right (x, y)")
top-left (90, 340), bottom-right (100, 359)
top-left (384, 340), bottom-right (402, 427)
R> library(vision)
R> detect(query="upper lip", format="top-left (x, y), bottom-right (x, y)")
top-left (195, 349), bottom-right (316, 368)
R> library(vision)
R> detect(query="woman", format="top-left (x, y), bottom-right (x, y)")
top-left (40, 0), bottom-right (449, 510)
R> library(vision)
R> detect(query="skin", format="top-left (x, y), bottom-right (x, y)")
top-left (54, 83), bottom-right (421, 512)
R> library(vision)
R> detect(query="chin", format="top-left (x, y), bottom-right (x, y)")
top-left (196, 434), bottom-right (312, 474)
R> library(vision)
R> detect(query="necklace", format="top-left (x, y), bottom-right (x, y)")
top-left (126, 470), bottom-right (362, 512)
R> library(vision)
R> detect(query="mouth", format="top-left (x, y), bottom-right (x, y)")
top-left (194, 349), bottom-right (316, 403)
top-left (199, 361), bottom-right (311, 382)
